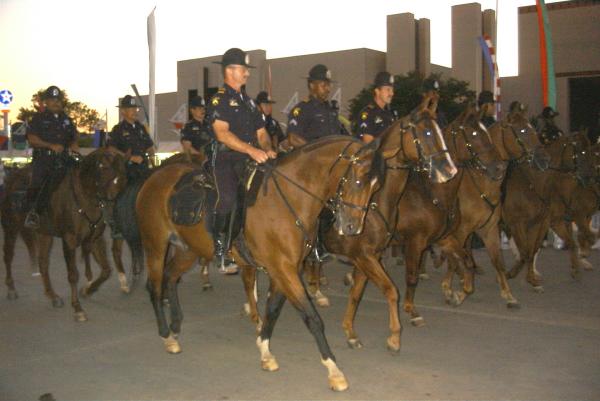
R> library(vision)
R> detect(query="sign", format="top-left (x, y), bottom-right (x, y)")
top-left (0, 89), bottom-right (13, 110)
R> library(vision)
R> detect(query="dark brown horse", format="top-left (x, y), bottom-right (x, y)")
top-left (36, 149), bottom-right (127, 321)
top-left (137, 135), bottom-right (396, 391)
top-left (2, 165), bottom-right (38, 299)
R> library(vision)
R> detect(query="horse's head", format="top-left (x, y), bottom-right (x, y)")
top-left (393, 94), bottom-right (457, 183)
top-left (447, 103), bottom-right (506, 181)
top-left (492, 102), bottom-right (550, 170)
top-left (82, 148), bottom-right (128, 202)
top-left (330, 139), bottom-right (386, 236)
top-left (560, 132), bottom-right (596, 185)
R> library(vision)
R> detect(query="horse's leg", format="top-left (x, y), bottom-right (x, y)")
top-left (306, 259), bottom-right (329, 307)
top-left (62, 236), bottom-right (87, 322)
top-left (81, 242), bottom-right (93, 286)
top-left (438, 236), bottom-right (469, 305)
top-left (341, 267), bottom-right (368, 348)
top-left (82, 236), bottom-right (112, 296)
top-left (355, 253), bottom-right (402, 350)
top-left (199, 259), bottom-right (213, 291)
top-left (20, 228), bottom-right (39, 275)
top-left (165, 249), bottom-right (197, 337)
top-left (260, 273), bottom-right (348, 391)
top-left (523, 220), bottom-right (548, 292)
top-left (38, 235), bottom-right (63, 307)
top-left (506, 225), bottom-right (527, 279)
top-left (403, 239), bottom-right (428, 327)
top-left (240, 265), bottom-right (261, 331)
top-left (130, 239), bottom-right (144, 286)
top-left (111, 238), bottom-right (129, 293)
top-left (478, 221), bottom-right (520, 308)
top-left (4, 225), bottom-right (19, 299)
top-left (551, 220), bottom-right (582, 279)
top-left (575, 215), bottom-right (594, 270)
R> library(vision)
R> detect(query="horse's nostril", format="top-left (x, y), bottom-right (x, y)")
top-left (346, 224), bottom-right (354, 233)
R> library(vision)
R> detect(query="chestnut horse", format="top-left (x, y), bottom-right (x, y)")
top-left (2, 165), bottom-right (38, 299)
top-left (137, 135), bottom-right (394, 391)
top-left (36, 149), bottom-right (127, 321)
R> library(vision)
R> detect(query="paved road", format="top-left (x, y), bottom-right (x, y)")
top-left (1, 237), bottom-right (599, 401)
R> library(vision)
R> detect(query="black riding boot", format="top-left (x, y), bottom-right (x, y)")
top-left (315, 210), bottom-right (334, 262)
top-left (212, 213), bottom-right (238, 275)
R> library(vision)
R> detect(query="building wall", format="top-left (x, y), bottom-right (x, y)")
top-left (452, 3), bottom-right (483, 95)
top-left (387, 13), bottom-right (416, 75)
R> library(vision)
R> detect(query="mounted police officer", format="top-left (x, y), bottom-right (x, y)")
top-left (207, 48), bottom-right (277, 274)
top-left (478, 90), bottom-right (497, 128)
top-left (287, 64), bottom-right (345, 142)
top-left (422, 77), bottom-right (448, 129)
top-left (355, 71), bottom-right (397, 143)
top-left (535, 106), bottom-right (564, 145)
top-left (180, 95), bottom-right (212, 157)
top-left (24, 85), bottom-right (79, 229)
top-left (107, 95), bottom-right (155, 181)
top-left (255, 91), bottom-right (286, 149)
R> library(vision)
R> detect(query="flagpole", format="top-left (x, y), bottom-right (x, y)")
top-left (148, 6), bottom-right (157, 147)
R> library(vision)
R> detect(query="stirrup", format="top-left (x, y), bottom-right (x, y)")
top-left (24, 211), bottom-right (40, 229)
top-left (314, 247), bottom-right (332, 263)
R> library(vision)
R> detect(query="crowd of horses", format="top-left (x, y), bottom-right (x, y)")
top-left (3, 94), bottom-right (599, 391)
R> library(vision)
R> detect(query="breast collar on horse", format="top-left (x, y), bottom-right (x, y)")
top-left (235, 139), bottom-right (376, 272)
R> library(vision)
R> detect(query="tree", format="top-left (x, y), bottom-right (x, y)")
top-left (17, 89), bottom-right (100, 133)
top-left (347, 71), bottom-right (476, 133)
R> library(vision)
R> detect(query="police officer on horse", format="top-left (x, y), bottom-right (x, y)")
top-left (24, 85), bottom-right (79, 229)
top-left (180, 95), bottom-right (212, 157)
top-left (535, 106), bottom-right (564, 145)
top-left (355, 71), bottom-right (397, 143)
top-left (207, 48), bottom-right (277, 274)
top-left (478, 90), bottom-right (497, 128)
top-left (255, 91), bottom-right (285, 150)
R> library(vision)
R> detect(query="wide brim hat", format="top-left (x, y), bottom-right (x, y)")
top-left (189, 95), bottom-right (206, 108)
top-left (374, 71), bottom-right (394, 88)
top-left (42, 85), bottom-right (62, 100)
top-left (213, 48), bottom-right (255, 68)
top-left (478, 90), bottom-right (495, 105)
top-left (117, 95), bottom-right (139, 108)
top-left (542, 106), bottom-right (559, 118)
top-left (256, 91), bottom-right (275, 104)
top-left (306, 64), bottom-right (336, 83)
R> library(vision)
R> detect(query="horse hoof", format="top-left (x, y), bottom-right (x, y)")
top-left (506, 299), bottom-right (521, 309)
top-left (533, 285), bottom-right (544, 294)
top-left (7, 290), bottom-right (18, 300)
top-left (316, 296), bottom-right (330, 308)
top-left (386, 337), bottom-right (401, 353)
top-left (410, 316), bottom-right (426, 327)
top-left (52, 297), bottom-right (64, 308)
top-left (328, 374), bottom-right (349, 392)
top-left (506, 270), bottom-right (517, 280)
top-left (419, 273), bottom-right (430, 280)
top-left (343, 272), bottom-right (354, 287)
top-left (261, 356), bottom-right (279, 372)
top-left (120, 285), bottom-right (131, 294)
top-left (450, 292), bottom-right (464, 307)
top-left (581, 259), bottom-right (594, 271)
top-left (347, 338), bottom-right (363, 349)
top-left (202, 283), bottom-right (213, 291)
top-left (73, 311), bottom-right (88, 322)
top-left (163, 335), bottom-right (182, 354)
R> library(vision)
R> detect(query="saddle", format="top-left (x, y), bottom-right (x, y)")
top-left (169, 168), bottom-right (214, 226)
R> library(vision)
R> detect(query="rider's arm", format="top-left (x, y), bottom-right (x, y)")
top-left (27, 133), bottom-right (63, 152)
top-left (181, 140), bottom-right (200, 155)
top-left (213, 119), bottom-right (265, 159)
top-left (257, 127), bottom-right (274, 154)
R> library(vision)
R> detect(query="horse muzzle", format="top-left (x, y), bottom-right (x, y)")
top-left (429, 154), bottom-right (458, 184)
top-left (532, 147), bottom-right (550, 171)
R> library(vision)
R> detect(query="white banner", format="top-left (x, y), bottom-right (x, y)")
top-left (282, 91), bottom-right (299, 116)
top-left (147, 7), bottom-right (157, 146)
top-left (169, 103), bottom-right (188, 125)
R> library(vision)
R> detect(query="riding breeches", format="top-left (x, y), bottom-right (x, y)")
top-left (213, 152), bottom-right (247, 214)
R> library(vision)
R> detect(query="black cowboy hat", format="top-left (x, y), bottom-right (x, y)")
top-left (477, 90), bottom-right (495, 106)
top-left (542, 106), bottom-right (559, 118)
top-left (42, 85), bottom-right (62, 100)
top-left (374, 71), bottom-right (394, 88)
top-left (255, 91), bottom-right (275, 104)
top-left (509, 101), bottom-right (525, 113)
top-left (117, 95), bottom-right (138, 108)
top-left (189, 95), bottom-right (205, 108)
top-left (213, 48), bottom-right (255, 68)
top-left (307, 64), bottom-right (335, 82)
top-left (422, 78), bottom-right (440, 93)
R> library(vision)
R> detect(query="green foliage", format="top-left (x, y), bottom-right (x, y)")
top-left (17, 89), bottom-right (100, 133)
top-left (348, 71), bottom-right (476, 133)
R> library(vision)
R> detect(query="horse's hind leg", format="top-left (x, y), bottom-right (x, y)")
top-left (257, 281), bottom-right (286, 372)
top-left (575, 215), bottom-right (594, 270)
top-left (165, 249), bottom-right (197, 336)
top-left (551, 220), bottom-right (582, 279)
top-left (111, 238), bottom-right (129, 293)
top-left (305, 259), bottom-right (329, 307)
top-left (38, 235), bottom-right (63, 307)
top-left (62, 236), bottom-right (87, 322)
top-left (240, 263), bottom-right (261, 331)
top-left (342, 267), bottom-right (368, 348)
top-left (81, 242), bottom-right (93, 286)
top-left (82, 236), bottom-right (112, 296)
top-left (21, 227), bottom-right (39, 275)
top-left (4, 226), bottom-right (19, 299)
top-left (403, 239), bottom-right (428, 326)
top-left (199, 259), bottom-right (213, 291)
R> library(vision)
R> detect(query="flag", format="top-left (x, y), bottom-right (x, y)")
top-left (147, 6), bottom-right (157, 145)
top-left (169, 103), bottom-right (188, 130)
top-left (536, 0), bottom-right (556, 109)
top-left (478, 35), bottom-right (501, 117)
top-left (282, 91), bottom-right (299, 116)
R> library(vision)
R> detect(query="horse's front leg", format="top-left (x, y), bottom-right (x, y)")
top-left (82, 235), bottom-right (112, 296)
top-left (38, 234), bottom-right (63, 307)
top-left (62, 236), bottom-right (87, 322)
top-left (3, 224), bottom-right (19, 299)
top-left (111, 238), bottom-right (129, 293)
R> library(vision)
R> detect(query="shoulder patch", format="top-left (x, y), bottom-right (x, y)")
top-left (361, 111), bottom-right (369, 121)
top-left (211, 96), bottom-right (220, 106)
top-left (292, 107), bottom-right (301, 117)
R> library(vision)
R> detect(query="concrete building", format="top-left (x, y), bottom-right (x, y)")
top-left (130, 0), bottom-right (597, 151)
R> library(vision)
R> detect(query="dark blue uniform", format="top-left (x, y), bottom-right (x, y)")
top-left (355, 103), bottom-right (396, 140)
top-left (27, 110), bottom-right (78, 188)
top-left (265, 114), bottom-right (285, 145)
top-left (287, 97), bottom-right (342, 141)
top-left (207, 84), bottom-right (265, 214)
top-left (108, 120), bottom-right (154, 180)
top-left (180, 118), bottom-right (212, 152)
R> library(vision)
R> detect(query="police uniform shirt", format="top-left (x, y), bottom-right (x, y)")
top-left (108, 120), bottom-right (154, 156)
top-left (265, 114), bottom-right (285, 143)
top-left (181, 118), bottom-right (212, 151)
top-left (356, 103), bottom-right (395, 139)
top-left (287, 97), bottom-right (341, 141)
top-left (207, 84), bottom-right (265, 147)
top-left (27, 111), bottom-right (78, 148)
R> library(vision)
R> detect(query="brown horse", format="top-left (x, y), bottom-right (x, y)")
top-left (137, 135), bottom-right (397, 391)
top-left (36, 149), bottom-right (127, 321)
top-left (2, 165), bottom-right (38, 299)
top-left (545, 132), bottom-right (598, 277)
top-left (498, 105), bottom-right (553, 291)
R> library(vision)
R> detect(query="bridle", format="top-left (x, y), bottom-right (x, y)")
top-left (451, 123), bottom-right (500, 180)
